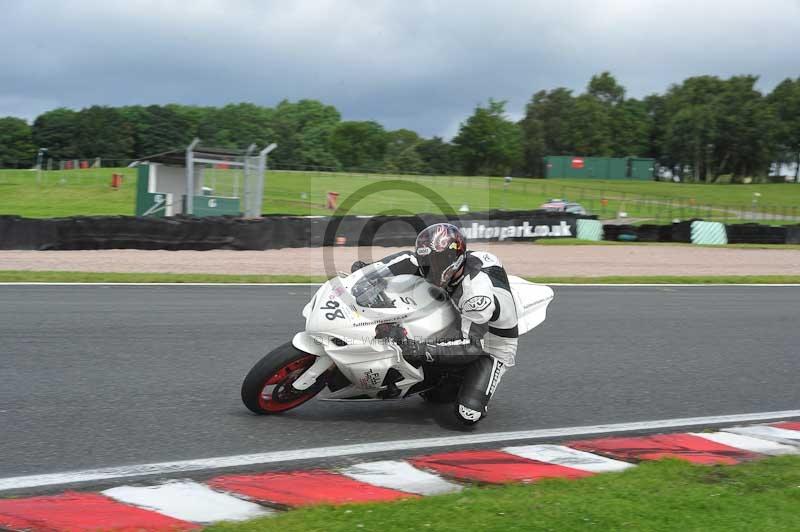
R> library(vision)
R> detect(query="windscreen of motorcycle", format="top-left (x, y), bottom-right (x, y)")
top-left (304, 273), bottom-right (458, 345)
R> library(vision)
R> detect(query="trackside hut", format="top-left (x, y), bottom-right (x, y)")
top-left (133, 139), bottom-right (275, 218)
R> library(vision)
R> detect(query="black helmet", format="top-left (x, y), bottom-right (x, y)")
top-left (414, 223), bottom-right (467, 288)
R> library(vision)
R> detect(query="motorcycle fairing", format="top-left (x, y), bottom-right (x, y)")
top-left (291, 270), bottom-right (554, 400)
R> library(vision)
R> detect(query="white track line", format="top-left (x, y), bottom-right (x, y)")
top-left (103, 480), bottom-right (273, 523)
top-left (1, 409), bottom-right (798, 492)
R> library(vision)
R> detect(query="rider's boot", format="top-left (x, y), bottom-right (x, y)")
top-left (454, 355), bottom-right (506, 425)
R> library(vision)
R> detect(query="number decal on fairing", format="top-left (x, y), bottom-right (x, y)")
top-left (322, 299), bottom-right (345, 320)
top-left (326, 309), bottom-right (345, 320)
top-left (400, 296), bottom-right (417, 306)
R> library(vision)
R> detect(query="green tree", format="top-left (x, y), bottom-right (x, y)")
top-left (661, 76), bottom-right (725, 180)
top-left (519, 88), bottom-right (575, 175)
top-left (518, 114), bottom-right (546, 176)
top-left (643, 94), bottom-right (667, 160)
top-left (270, 99), bottom-right (340, 169)
top-left (330, 121), bottom-right (387, 170)
top-left (75, 106), bottom-right (135, 159)
top-left (520, 74), bottom-right (651, 174)
top-left (661, 75), bottom-right (774, 180)
top-left (167, 104), bottom-right (212, 138)
top-left (295, 124), bottom-right (341, 169)
top-left (522, 88), bottom-right (575, 152)
top-left (610, 98), bottom-right (651, 157)
top-left (713, 76), bottom-right (775, 178)
top-left (453, 99), bottom-right (523, 176)
top-left (197, 103), bottom-right (274, 150)
top-left (768, 77), bottom-right (800, 180)
top-left (384, 129), bottom-right (424, 173)
top-left (32, 108), bottom-right (80, 159)
top-left (587, 71), bottom-right (626, 105)
top-left (0, 117), bottom-right (35, 168)
top-left (124, 105), bottom-right (194, 157)
top-left (568, 94), bottom-right (612, 156)
top-left (415, 137), bottom-right (456, 175)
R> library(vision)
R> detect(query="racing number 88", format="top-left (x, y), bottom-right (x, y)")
top-left (322, 300), bottom-right (345, 320)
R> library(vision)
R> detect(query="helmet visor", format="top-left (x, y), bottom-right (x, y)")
top-left (417, 252), bottom-right (464, 287)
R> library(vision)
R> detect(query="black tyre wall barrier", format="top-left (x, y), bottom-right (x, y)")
top-left (0, 211), bottom-right (596, 251)
top-left (670, 220), bottom-right (696, 243)
top-left (786, 225), bottom-right (800, 245)
top-left (725, 223), bottom-right (787, 244)
top-left (0, 216), bottom-right (58, 250)
top-left (600, 220), bottom-right (794, 244)
top-left (602, 225), bottom-right (636, 241)
top-left (602, 223), bottom-right (676, 242)
top-left (3, 214), bottom-right (797, 250)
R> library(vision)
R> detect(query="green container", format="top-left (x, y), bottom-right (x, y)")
top-left (629, 158), bottom-right (655, 180)
top-left (544, 156), bottom-right (655, 180)
top-left (608, 158), bottom-right (627, 179)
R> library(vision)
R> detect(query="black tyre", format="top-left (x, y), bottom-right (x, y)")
top-left (453, 402), bottom-right (483, 425)
top-left (241, 342), bottom-right (327, 415)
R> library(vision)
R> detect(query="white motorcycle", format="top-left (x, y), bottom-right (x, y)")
top-left (241, 264), bottom-right (554, 419)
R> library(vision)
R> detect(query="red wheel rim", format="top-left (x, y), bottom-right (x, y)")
top-left (258, 355), bottom-right (320, 412)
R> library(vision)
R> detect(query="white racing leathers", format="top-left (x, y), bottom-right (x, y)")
top-left (377, 250), bottom-right (518, 423)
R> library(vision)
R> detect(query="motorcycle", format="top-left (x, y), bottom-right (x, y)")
top-left (241, 263), bottom-right (554, 420)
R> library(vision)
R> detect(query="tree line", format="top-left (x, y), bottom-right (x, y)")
top-left (1, 72), bottom-right (798, 180)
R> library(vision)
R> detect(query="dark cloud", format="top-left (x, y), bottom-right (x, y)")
top-left (1, 0), bottom-right (798, 137)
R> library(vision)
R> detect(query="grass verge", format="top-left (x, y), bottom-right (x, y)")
top-left (1, 271), bottom-right (799, 284)
top-left (205, 457), bottom-right (800, 532)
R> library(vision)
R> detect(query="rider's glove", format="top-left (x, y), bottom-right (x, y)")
top-left (351, 260), bottom-right (369, 273)
top-left (400, 339), bottom-right (429, 362)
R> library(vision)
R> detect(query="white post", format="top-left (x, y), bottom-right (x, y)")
top-left (242, 144), bottom-right (256, 212)
top-left (186, 138), bottom-right (200, 215)
top-left (256, 143), bottom-right (277, 218)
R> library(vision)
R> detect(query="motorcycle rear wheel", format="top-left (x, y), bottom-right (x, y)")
top-left (241, 342), bottom-right (327, 414)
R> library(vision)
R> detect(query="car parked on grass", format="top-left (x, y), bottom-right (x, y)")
top-left (538, 198), bottom-right (588, 215)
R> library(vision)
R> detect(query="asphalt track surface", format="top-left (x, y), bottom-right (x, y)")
top-left (1, 285), bottom-right (798, 479)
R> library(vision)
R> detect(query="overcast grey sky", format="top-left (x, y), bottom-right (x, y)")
top-left (1, 0), bottom-right (798, 138)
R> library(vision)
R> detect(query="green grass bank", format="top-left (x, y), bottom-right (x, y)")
top-left (2, 168), bottom-right (799, 223)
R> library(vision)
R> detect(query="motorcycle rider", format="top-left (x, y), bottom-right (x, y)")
top-left (352, 223), bottom-right (518, 425)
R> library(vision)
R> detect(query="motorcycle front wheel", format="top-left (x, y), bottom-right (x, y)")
top-left (241, 342), bottom-right (327, 414)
